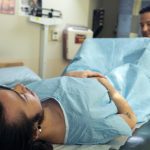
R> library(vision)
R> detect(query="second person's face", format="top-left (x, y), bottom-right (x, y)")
top-left (140, 12), bottom-right (150, 37)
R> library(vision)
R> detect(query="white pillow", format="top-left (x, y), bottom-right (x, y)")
top-left (0, 66), bottom-right (41, 87)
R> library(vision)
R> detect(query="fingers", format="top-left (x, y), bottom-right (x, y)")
top-left (64, 70), bottom-right (106, 78)
top-left (85, 70), bottom-right (106, 78)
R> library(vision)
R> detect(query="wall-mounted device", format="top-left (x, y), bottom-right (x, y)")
top-left (92, 8), bottom-right (105, 37)
top-left (30, 8), bottom-right (62, 18)
top-left (29, 15), bottom-right (61, 25)
top-left (63, 25), bottom-right (93, 60)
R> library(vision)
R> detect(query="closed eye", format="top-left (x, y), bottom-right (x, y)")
top-left (0, 85), bottom-right (28, 102)
top-left (18, 93), bottom-right (28, 101)
top-left (8, 90), bottom-right (28, 102)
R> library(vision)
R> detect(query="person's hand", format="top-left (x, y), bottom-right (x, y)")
top-left (63, 70), bottom-right (106, 78)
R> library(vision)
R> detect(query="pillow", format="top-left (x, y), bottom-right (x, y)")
top-left (0, 66), bottom-right (41, 87)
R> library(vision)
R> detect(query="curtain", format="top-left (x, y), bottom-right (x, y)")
top-left (117, 0), bottom-right (142, 37)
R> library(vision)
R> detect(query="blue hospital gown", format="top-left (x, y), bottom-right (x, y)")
top-left (27, 76), bottom-right (131, 144)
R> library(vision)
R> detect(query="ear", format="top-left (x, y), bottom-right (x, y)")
top-left (33, 124), bottom-right (42, 140)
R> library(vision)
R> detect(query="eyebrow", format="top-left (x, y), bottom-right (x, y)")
top-left (140, 20), bottom-right (150, 24)
top-left (0, 85), bottom-right (26, 102)
top-left (0, 85), bottom-right (12, 90)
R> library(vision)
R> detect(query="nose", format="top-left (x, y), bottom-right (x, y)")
top-left (142, 24), bottom-right (148, 32)
top-left (13, 84), bottom-right (28, 94)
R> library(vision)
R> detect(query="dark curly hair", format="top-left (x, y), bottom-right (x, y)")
top-left (139, 5), bottom-right (150, 14)
top-left (0, 102), bottom-right (53, 150)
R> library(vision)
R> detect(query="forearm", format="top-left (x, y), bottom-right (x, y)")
top-left (111, 92), bottom-right (137, 128)
top-left (96, 77), bottom-right (117, 98)
top-left (97, 77), bottom-right (137, 129)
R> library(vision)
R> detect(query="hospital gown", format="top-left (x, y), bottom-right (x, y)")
top-left (27, 76), bottom-right (131, 144)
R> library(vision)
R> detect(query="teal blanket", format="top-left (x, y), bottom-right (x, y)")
top-left (63, 37), bottom-right (150, 124)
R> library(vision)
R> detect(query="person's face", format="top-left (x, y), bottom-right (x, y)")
top-left (32, 0), bottom-right (38, 6)
top-left (0, 84), bottom-right (43, 123)
top-left (140, 12), bottom-right (150, 37)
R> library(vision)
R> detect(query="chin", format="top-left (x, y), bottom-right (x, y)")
top-left (143, 33), bottom-right (150, 37)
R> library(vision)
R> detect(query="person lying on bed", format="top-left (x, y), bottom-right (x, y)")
top-left (0, 70), bottom-right (137, 150)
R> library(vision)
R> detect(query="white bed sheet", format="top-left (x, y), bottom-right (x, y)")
top-left (53, 124), bottom-right (143, 150)
top-left (53, 136), bottom-right (128, 150)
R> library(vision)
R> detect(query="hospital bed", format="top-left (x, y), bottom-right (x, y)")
top-left (1, 38), bottom-right (150, 150)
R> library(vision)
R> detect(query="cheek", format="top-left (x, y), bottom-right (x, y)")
top-left (29, 98), bottom-right (42, 110)
top-left (2, 101), bottom-right (26, 123)
top-left (26, 99), bottom-right (42, 118)
top-left (26, 92), bottom-right (41, 106)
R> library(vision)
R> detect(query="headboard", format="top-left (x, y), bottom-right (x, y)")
top-left (0, 62), bottom-right (24, 68)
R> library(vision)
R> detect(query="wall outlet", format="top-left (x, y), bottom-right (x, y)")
top-left (51, 29), bottom-right (59, 41)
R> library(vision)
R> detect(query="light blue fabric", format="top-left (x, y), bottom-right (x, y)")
top-left (0, 66), bottom-right (41, 87)
top-left (63, 37), bottom-right (150, 124)
top-left (27, 77), bottom-right (132, 144)
top-left (62, 37), bottom-right (150, 75)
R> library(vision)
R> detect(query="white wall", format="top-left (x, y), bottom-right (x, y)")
top-left (0, 0), bottom-right (118, 78)
top-left (0, 0), bottom-right (91, 78)
top-left (0, 15), bottom-right (40, 73)
top-left (43, 0), bottom-right (90, 78)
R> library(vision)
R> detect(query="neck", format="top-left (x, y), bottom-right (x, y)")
top-left (39, 99), bottom-right (66, 144)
